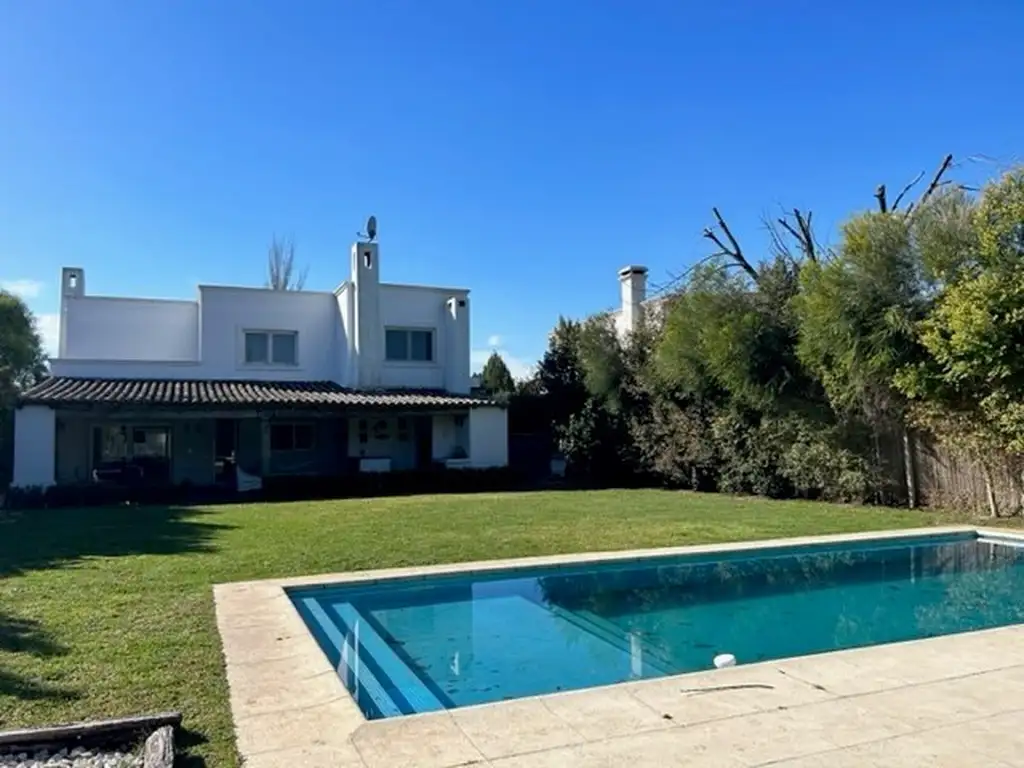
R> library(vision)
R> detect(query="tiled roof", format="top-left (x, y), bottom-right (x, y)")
top-left (18, 377), bottom-right (497, 410)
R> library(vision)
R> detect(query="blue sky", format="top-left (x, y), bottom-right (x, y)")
top-left (2, 1), bottom-right (1022, 378)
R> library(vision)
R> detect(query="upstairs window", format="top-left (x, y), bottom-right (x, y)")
top-left (385, 328), bottom-right (434, 362)
top-left (244, 330), bottom-right (298, 365)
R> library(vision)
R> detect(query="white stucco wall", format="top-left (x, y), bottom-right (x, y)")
top-left (49, 358), bottom-right (203, 379)
top-left (432, 413), bottom-right (470, 460)
top-left (468, 406), bottom-right (509, 468)
top-left (197, 286), bottom-right (344, 381)
top-left (62, 297), bottom-right (199, 361)
top-left (49, 246), bottom-right (475, 393)
top-left (55, 287), bottom-right (346, 381)
top-left (443, 295), bottom-right (471, 395)
top-left (335, 283), bottom-right (355, 387)
top-left (12, 406), bottom-right (56, 488)
top-left (379, 284), bottom-right (470, 392)
top-left (351, 242), bottom-right (383, 388)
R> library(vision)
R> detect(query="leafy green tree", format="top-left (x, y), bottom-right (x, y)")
top-left (653, 264), bottom-right (733, 404)
top-left (795, 212), bottom-right (926, 423)
top-left (480, 351), bottom-right (515, 395)
top-left (576, 315), bottom-right (627, 410)
top-left (911, 186), bottom-right (979, 283)
top-left (657, 257), bottom-right (814, 414)
top-left (522, 162), bottom-right (1022, 510)
top-left (794, 211), bottom-right (932, 503)
top-left (896, 170), bottom-right (1024, 513)
top-left (0, 291), bottom-right (47, 486)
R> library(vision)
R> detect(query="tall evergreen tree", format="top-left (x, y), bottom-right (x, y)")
top-left (480, 352), bottom-right (515, 395)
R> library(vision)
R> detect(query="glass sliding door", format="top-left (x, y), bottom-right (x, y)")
top-left (92, 424), bottom-right (171, 485)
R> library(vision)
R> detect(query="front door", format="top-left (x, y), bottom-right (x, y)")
top-left (413, 416), bottom-right (433, 470)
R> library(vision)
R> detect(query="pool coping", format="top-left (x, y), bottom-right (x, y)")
top-left (213, 525), bottom-right (1024, 767)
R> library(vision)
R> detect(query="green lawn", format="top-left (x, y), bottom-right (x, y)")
top-left (0, 490), bottom-right (967, 765)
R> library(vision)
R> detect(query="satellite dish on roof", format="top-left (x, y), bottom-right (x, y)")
top-left (357, 215), bottom-right (378, 242)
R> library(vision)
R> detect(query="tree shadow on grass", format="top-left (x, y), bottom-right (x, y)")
top-left (173, 727), bottom-right (210, 768)
top-left (0, 610), bottom-right (80, 703)
top-left (0, 505), bottom-right (231, 706)
top-left (0, 667), bottom-right (80, 703)
top-left (0, 504), bottom-right (232, 579)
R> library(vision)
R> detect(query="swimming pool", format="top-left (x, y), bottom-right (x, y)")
top-left (288, 530), bottom-right (1024, 720)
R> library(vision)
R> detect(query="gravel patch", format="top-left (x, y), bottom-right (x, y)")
top-left (0, 747), bottom-right (142, 768)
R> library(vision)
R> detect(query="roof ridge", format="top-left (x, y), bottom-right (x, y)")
top-left (18, 376), bottom-right (500, 410)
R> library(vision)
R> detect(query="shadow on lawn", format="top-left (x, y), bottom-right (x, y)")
top-left (0, 504), bottom-right (231, 579)
top-left (0, 610), bottom-right (80, 702)
top-left (173, 727), bottom-right (211, 768)
top-left (0, 505), bottom-right (229, 704)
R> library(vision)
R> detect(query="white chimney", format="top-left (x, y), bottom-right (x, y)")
top-left (351, 242), bottom-right (382, 388)
top-left (443, 296), bottom-right (471, 394)
top-left (61, 267), bottom-right (85, 298)
top-left (58, 267), bottom-right (86, 358)
top-left (618, 265), bottom-right (648, 337)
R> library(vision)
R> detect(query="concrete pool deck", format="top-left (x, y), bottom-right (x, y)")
top-left (214, 525), bottom-right (1024, 767)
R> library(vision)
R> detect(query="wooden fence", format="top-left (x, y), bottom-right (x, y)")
top-left (908, 433), bottom-right (1021, 516)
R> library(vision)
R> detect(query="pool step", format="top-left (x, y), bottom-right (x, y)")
top-left (294, 597), bottom-right (445, 719)
top-left (541, 603), bottom-right (676, 677)
top-left (575, 608), bottom-right (679, 675)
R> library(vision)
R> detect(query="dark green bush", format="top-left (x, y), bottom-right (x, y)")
top-left (3, 467), bottom-right (529, 510)
top-left (558, 400), bottom-right (637, 487)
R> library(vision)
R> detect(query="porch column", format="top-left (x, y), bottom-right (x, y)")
top-left (12, 405), bottom-right (56, 488)
top-left (468, 406), bottom-right (509, 468)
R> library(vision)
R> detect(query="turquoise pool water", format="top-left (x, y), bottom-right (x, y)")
top-left (288, 531), bottom-right (1024, 720)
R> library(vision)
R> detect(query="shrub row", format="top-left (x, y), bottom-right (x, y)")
top-left (4, 466), bottom-right (529, 510)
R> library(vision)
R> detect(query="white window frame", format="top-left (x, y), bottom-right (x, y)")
top-left (242, 329), bottom-right (299, 367)
top-left (384, 327), bottom-right (436, 364)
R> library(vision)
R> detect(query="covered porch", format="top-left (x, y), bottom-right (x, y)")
top-left (12, 378), bottom-right (508, 490)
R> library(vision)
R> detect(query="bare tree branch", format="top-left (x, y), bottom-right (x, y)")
top-left (874, 184), bottom-right (888, 213)
top-left (890, 170), bottom-right (925, 211)
top-left (777, 218), bottom-right (803, 246)
top-left (918, 153), bottom-right (955, 207)
top-left (703, 207), bottom-right (759, 282)
top-left (794, 209), bottom-right (817, 262)
top-left (771, 207), bottom-right (818, 263)
top-left (648, 248), bottom-right (757, 300)
top-left (266, 235), bottom-right (308, 291)
top-left (763, 215), bottom-right (794, 264)
top-left (712, 208), bottom-right (744, 258)
top-left (905, 153), bottom-right (955, 217)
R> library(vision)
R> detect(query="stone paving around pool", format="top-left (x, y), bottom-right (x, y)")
top-left (214, 526), bottom-right (1024, 767)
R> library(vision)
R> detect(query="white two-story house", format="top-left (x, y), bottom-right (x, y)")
top-left (12, 237), bottom-right (509, 490)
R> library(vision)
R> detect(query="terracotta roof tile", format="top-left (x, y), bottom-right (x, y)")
top-left (19, 377), bottom-right (497, 410)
